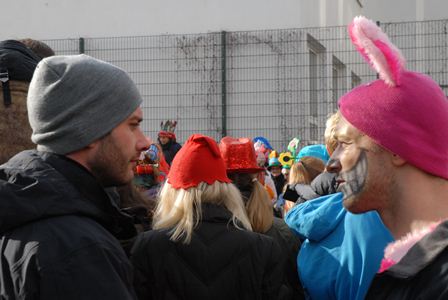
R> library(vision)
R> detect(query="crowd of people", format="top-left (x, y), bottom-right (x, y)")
top-left (1, 16), bottom-right (448, 300)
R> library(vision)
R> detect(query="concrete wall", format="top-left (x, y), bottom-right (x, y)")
top-left (362, 0), bottom-right (448, 22)
top-left (3, 0), bottom-right (447, 41)
top-left (2, 0), bottom-right (363, 40)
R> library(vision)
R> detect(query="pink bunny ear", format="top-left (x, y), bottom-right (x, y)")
top-left (349, 16), bottom-right (406, 87)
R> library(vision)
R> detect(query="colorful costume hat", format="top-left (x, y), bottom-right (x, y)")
top-left (287, 137), bottom-right (301, 157)
top-left (159, 120), bottom-right (177, 140)
top-left (168, 134), bottom-right (231, 189)
top-left (296, 144), bottom-right (330, 164)
top-left (268, 157), bottom-right (281, 168)
top-left (253, 136), bottom-right (273, 151)
top-left (339, 16), bottom-right (448, 179)
top-left (279, 152), bottom-right (294, 168)
top-left (219, 136), bottom-right (264, 173)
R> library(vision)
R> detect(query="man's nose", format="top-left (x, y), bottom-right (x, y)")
top-left (137, 130), bottom-right (151, 151)
top-left (326, 158), bottom-right (342, 173)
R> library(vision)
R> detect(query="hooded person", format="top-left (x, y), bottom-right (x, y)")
top-left (285, 192), bottom-right (394, 300)
top-left (0, 54), bottom-right (150, 299)
top-left (219, 136), bottom-right (303, 300)
top-left (131, 134), bottom-right (283, 300)
top-left (0, 39), bottom-right (54, 164)
top-left (324, 16), bottom-right (448, 299)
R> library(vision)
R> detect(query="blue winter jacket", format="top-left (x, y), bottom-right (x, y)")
top-left (285, 193), bottom-right (394, 300)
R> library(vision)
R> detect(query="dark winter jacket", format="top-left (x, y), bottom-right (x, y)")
top-left (366, 220), bottom-right (448, 300)
top-left (131, 203), bottom-right (283, 300)
top-left (0, 150), bottom-right (137, 299)
top-left (265, 217), bottom-right (304, 300)
top-left (160, 139), bottom-right (182, 165)
top-left (271, 174), bottom-right (286, 197)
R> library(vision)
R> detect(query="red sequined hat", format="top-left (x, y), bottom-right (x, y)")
top-left (219, 136), bottom-right (265, 174)
top-left (168, 134), bottom-right (231, 189)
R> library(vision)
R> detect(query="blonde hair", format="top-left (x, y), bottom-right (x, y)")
top-left (153, 181), bottom-right (252, 244)
top-left (228, 173), bottom-right (274, 233)
top-left (288, 156), bottom-right (325, 185)
top-left (324, 111), bottom-right (341, 155)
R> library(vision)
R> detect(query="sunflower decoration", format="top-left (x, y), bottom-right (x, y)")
top-left (279, 151), bottom-right (294, 168)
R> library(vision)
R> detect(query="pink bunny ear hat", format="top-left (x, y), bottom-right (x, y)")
top-left (339, 16), bottom-right (448, 179)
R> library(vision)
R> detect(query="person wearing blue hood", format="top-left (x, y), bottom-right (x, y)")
top-left (285, 192), bottom-right (394, 299)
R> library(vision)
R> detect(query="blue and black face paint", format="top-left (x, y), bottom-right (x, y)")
top-left (337, 150), bottom-right (368, 200)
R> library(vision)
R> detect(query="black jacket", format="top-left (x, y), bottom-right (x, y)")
top-left (131, 204), bottom-right (283, 300)
top-left (265, 218), bottom-right (304, 300)
top-left (0, 150), bottom-right (137, 299)
top-left (160, 140), bottom-right (182, 165)
top-left (271, 174), bottom-right (286, 197)
top-left (366, 220), bottom-right (448, 299)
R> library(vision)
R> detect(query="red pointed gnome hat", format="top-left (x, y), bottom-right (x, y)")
top-left (219, 136), bottom-right (265, 174)
top-left (168, 134), bottom-right (231, 189)
top-left (339, 16), bottom-right (448, 179)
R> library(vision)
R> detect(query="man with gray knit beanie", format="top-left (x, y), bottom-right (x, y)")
top-left (0, 54), bottom-right (149, 299)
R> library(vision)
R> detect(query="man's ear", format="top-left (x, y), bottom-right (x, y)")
top-left (391, 153), bottom-right (406, 167)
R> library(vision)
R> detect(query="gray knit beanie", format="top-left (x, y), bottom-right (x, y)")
top-left (27, 54), bottom-right (142, 154)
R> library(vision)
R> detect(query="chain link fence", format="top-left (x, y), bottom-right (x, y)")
top-left (42, 19), bottom-right (448, 151)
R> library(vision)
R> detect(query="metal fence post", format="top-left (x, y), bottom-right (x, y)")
top-left (79, 37), bottom-right (85, 54)
top-left (221, 31), bottom-right (227, 138)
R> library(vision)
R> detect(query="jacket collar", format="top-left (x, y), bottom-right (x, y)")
top-left (39, 151), bottom-right (137, 240)
top-left (380, 220), bottom-right (448, 278)
top-left (200, 203), bottom-right (234, 224)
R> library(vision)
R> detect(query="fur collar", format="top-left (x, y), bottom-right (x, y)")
top-left (379, 221), bottom-right (441, 273)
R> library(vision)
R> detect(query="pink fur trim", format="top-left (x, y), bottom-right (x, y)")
top-left (378, 221), bottom-right (441, 273)
top-left (378, 258), bottom-right (396, 273)
top-left (349, 16), bottom-right (406, 87)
